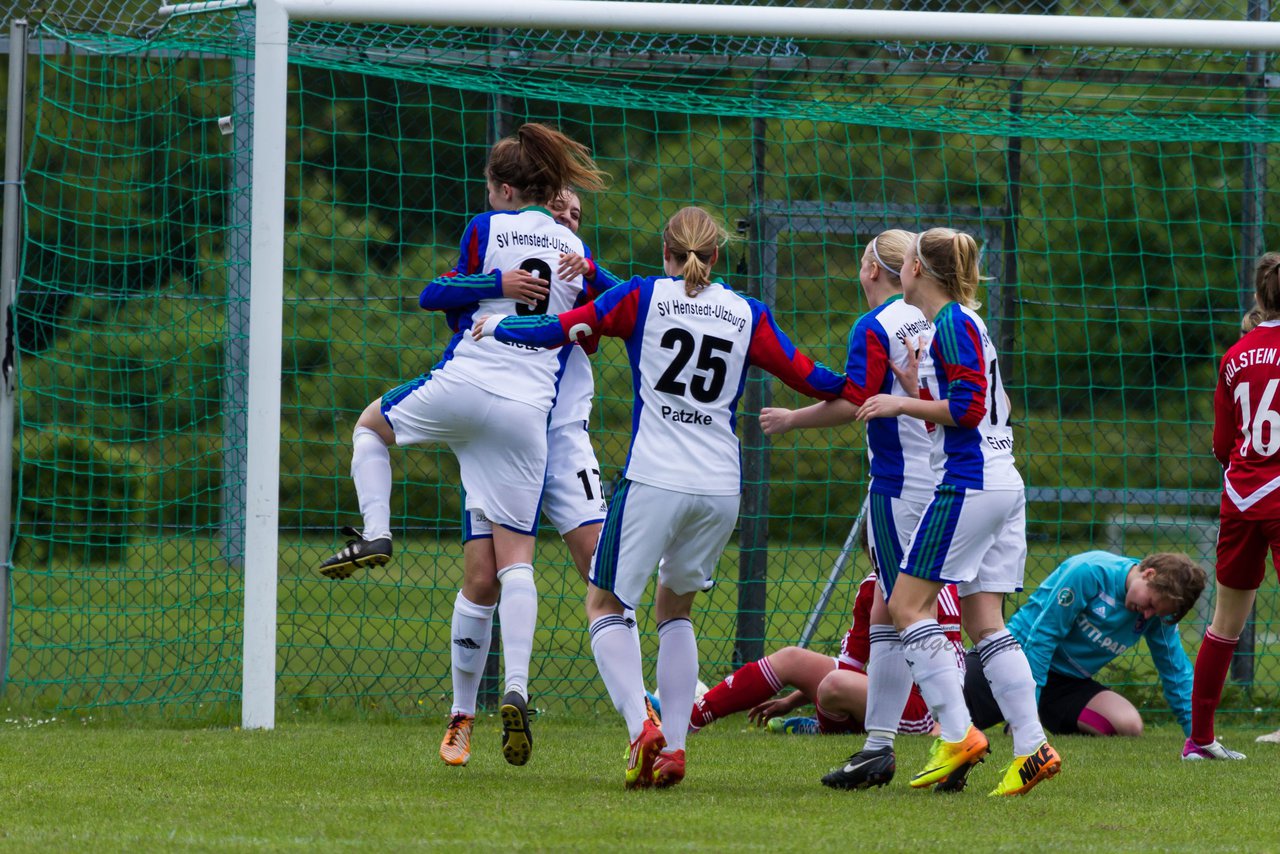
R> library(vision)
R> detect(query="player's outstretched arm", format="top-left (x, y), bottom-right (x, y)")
top-left (855, 393), bottom-right (952, 425)
top-left (748, 691), bottom-right (808, 726)
top-left (760, 400), bottom-right (861, 436)
top-left (417, 267), bottom-right (549, 312)
top-left (474, 276), bottom-right (646, 349)
top-left (745, 302), bottom-right (848, 401)
top-left (1147, 620), bottom-right (1195, 737)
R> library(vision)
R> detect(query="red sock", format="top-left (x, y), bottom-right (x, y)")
top-left (1191, 629), bottom-right (1238, 746)
top-left (692, 658), bottom-right (783, 727)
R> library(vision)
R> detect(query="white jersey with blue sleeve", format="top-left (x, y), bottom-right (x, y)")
top-left (427, 207), bottom-right (586, 412)
top-left (918, 303), bottom-right (1021, 491)
top-left (845, 296), bottom-right (936, 503)
top-left (492, 275), bottom-right (853, 496)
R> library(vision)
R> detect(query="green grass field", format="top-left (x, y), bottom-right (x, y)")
top-left (1, 716), bottom-right (1276, 851)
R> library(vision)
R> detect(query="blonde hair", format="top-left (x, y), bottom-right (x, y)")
top-left (1139, 553), bottom-right (1207, 624)
top-left (663, 207), bottom-right (730, 297)
top-left (485, 123), bottom-right (607, 206)
top-left (869, 229), bottom-right (915, 283)
top-left (1242, 303), bottom-right (1266, 336)
top-left (1253, 252), bottom-right (1280, 320)
top-left (914, 227), bottom-right (988, 309)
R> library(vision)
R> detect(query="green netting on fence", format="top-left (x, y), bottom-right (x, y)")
top-left (4, 11), bottom-right (1280, 723)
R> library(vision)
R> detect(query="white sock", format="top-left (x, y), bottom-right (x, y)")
top-left (351, 426), bottom-right (392, 541)
top-left (864, 624), bottom-right (911, 751)
top-left (900, 619), bottom-right (971, 742)
top-left (977, 629), bottom-right (1047, 756)
top-left (449, 592), bottom-right (495, 717)
top-left (496, 563), bottom-right (537, 700)
top-left (623, 608), bottom-right (641, 648)
top-left (589, 614), bottom-right (648, 740)
top-left (656, 618), bottom-right (697, 752)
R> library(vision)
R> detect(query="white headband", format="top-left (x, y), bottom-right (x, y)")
top-left (870, 235), bottom-right (902, 279)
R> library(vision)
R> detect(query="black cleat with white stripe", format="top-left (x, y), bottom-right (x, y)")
top-left (317, 526), bottom-right (392, 579)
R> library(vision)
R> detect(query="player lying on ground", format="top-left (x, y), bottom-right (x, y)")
top-left (963, 550), bottom-right (1203, 741)
top-left (473, 206), bottom-right (860, 789)
top-left (691, 570), bottom-right (960, 737)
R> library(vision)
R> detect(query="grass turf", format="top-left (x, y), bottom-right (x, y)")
top-left (1, 716), bottom-right (1274, 851)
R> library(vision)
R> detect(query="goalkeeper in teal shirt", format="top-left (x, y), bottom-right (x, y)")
top-left (964, 551), bottom-right (1206, 737)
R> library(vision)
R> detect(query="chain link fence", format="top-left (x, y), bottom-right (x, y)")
top-left (1, 4), bottom-right (1279, 725)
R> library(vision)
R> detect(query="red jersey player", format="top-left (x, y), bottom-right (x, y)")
top-left (1186, 253), bottom-right (1280, 761)
top-left (689, 572), bottom-right (962, 736)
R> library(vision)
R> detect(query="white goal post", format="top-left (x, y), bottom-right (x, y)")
top-left (152, 0), bottom-right (1280, 730)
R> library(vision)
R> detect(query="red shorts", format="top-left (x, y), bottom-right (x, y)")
top-left (1216, 513), bottom-right (1280, 590)
top-left (814, 661), bottom-right (935, 735)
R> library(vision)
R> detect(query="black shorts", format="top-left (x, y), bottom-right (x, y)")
top-left (962, 649), bottom-right (1110, 736)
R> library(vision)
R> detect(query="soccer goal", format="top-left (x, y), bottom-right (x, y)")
top-left (5, 0), bottom-right (1280, 729)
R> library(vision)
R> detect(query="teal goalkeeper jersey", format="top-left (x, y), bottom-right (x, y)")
top-left (1007, 550), bottom-right (1193, 734)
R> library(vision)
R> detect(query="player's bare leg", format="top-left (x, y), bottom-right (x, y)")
top-left (1077, 690), bottom-right (1143, 737)
top-left (1188, 583), bottom-right (1254, 760)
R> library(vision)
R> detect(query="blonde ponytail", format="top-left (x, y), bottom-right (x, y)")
top-left (663, 207), bottom-right (730, 297)
top-left (915, 227), bottom-right (989, 309)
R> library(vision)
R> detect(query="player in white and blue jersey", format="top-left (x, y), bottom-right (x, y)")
top-left (474, 206), bottom-right (859, 790)
top-left (856, 227), bottom-right (1059, 796)
top-left (419, 190), bottom-right (659, 765)
top-left (756, 229), bottom-right (944, 791)
top-left (964, 550), bottom-right (1204, 739)
top-left (316, 123), bottom-right (608, 770)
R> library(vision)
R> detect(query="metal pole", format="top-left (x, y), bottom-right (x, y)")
top-left (997, 77), bottom-right (1023, 373)
top-left (1232, 0), bottom-right (1270, 690)
top-left (735, 112), bottom-right (771, 668)
top-left (798, 502), bottom-right (866, 649)
top-left (0, 18), bottom-right (30, 693)
top-left (252, 0), bottom-right (1280, 52)
top-left (241, 0), bottom-right (290, 730)
top-left (221, 51), bottom-right (254, 564)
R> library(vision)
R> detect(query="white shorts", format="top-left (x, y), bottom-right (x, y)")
top-left (590, 480), bottom-right (739, 609)
top-left (899, 486), bottom-right (1026, 598)
top-left (865, 491), bottom-right (929, 599)
top-left (380, 368), bottom-right (547, 532)
top-left (465, 420), bottom-right (607, 540)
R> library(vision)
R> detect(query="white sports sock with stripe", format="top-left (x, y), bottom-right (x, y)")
top-left (449, 592), bottom-right (495, 717)
top-left (864, 624), bottom-right (912, 751)
top-left (589, 614), bottom-right (648, 740)
top-left (977, 629), bottom-right (1047, 755)
top-left (900, 619), bottom-right (972, 742)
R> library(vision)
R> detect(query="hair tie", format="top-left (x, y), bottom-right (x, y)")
top-left (869, 235), bottom-right (902, 279)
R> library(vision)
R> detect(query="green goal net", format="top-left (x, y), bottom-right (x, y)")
top-left (4, 6), bottom-right (1280, 724)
